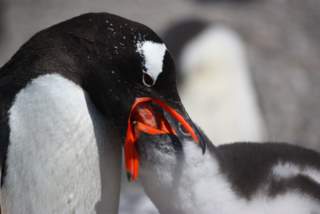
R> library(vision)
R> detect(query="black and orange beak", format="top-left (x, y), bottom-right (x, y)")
top-left (124, 97), bottom-right (205, 181)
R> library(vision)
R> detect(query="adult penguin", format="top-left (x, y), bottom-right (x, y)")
top-left (0, 12), bottom-right (170, 213)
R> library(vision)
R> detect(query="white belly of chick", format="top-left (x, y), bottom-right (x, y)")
top-left (140, 142), bottom-right (320, 214)
top-left (2, 74), bottom-right (121, 214)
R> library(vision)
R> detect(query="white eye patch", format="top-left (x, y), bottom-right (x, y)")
top-left (137, 41), bottom-right (167, 86)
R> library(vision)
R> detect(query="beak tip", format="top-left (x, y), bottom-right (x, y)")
top-left (126, 171), bottom-right (132, 182)
top-left (201, 142), bottom-right (206, 154)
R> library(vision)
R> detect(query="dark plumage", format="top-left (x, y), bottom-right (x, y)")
top-left (217, 142), bottom-right (320, 200)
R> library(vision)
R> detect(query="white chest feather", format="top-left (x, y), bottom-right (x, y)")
top-left (1, 74), bottom-right (122, 214)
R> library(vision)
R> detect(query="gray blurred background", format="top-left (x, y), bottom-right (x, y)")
top-left (0, 0), bottom-right (319, 213)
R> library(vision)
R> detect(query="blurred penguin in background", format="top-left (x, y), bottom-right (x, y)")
top-left (162, 19), bottom-right (266, 144)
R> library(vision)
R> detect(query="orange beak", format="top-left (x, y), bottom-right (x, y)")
top-left (124, 97), bottom-right (200, 181)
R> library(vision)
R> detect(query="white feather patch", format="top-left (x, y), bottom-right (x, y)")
top-left (273, 162), bottom-right (320, 184)
top-left (137, 41), bottom-right (166, 83)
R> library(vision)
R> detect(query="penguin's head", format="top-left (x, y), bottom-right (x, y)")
top-left (51, 13), bottom-right (180, 133)
top-left (16, 13), bottom-right (206, 180)
top-left (66, 13), bottom-right (207, 180)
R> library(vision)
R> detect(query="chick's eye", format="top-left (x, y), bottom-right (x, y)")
top-left (142, 72), bottom-right (155, 87)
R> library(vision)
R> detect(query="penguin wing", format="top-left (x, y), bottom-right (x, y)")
top-left (217, 142), bottom-right (320, 200)
top-left (0, 70), bottom-right (14, 185)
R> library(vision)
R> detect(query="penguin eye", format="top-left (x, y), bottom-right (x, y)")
top-left (142, 72), bottom-right (155, 87)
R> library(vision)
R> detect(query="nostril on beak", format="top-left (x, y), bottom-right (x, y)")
top-left (179, 123), bottom-right (191, 137)
top-left (142, 72), bottom-right (155, 87)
